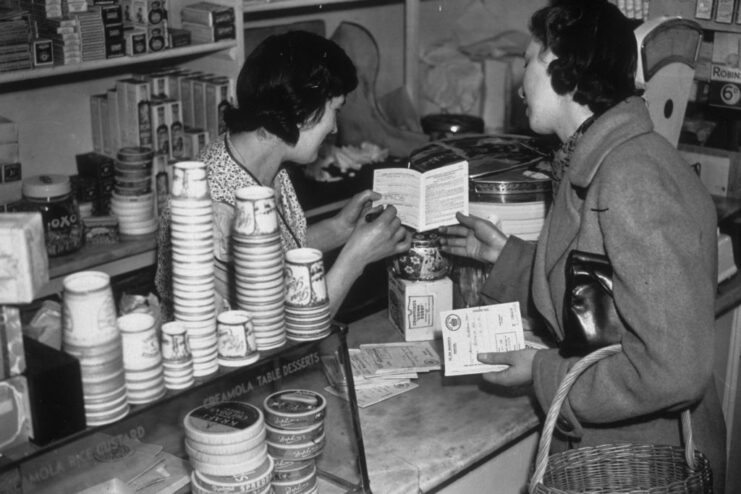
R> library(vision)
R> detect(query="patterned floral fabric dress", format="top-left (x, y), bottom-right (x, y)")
top-left (155, 135), bottom-right (308, 320)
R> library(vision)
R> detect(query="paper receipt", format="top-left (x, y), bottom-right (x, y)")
top-left (440, 302), bottom-right (525, 376)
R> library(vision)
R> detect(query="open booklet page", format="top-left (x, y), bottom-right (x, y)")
top-left (373, 167), bottom-right (422, 229)
top-left (419, 160), bottom-right (468, 230)
top-left (373, 160), bottom-right (469, 231)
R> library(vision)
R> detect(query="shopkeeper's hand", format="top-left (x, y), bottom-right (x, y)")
top-left (439, 212), bottom-right (508, 265)
top-left (308, 189), bottom-right (379, 252)
top-left (337, 189), bottom-right (380, 237)
top-left (343, 204), bottom-right (411, 267)
top-left (477, 348), bottom-right (537, 387)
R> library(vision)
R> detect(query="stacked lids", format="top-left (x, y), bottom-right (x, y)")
top-left (184, 401), bottom-right (273, 493)
top-left (169, 160), bottom-right (218, 377)
top-left (62, 271), bottom-right (129, 426)
top-left (111, 147), bottom-right (157, 236)
top-left (263, 389), bottom-right (326, 494)
top-left (118, 313), bottom-right (166, 405)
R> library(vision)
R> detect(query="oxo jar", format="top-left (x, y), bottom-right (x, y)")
top-left (22, 174), bottom-right (83, 257)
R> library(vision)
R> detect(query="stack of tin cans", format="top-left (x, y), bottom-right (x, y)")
top-left (110, 147), bottom-right (157, 236)
top-left (184, 401), bottom-right (273, 494)
top-left (263, 389), bottom-right (326, 494)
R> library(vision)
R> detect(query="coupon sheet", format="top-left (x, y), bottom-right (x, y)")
top-left (440, 302), bottom-right (525, 376)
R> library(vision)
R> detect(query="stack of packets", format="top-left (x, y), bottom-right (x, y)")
top-left (440, 301), bottom-right (547, 376)
top-left (322, 341), bottom-right (442, 407)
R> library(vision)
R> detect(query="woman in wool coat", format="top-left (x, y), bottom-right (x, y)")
top-left (440, 0), bottom-right (726, 488)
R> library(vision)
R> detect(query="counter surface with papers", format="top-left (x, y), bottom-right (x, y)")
top-left (347, 309), bottom-right (540, 494)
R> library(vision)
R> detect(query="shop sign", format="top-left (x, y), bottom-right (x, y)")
top-left (709, 63), bottom-right (741, 109)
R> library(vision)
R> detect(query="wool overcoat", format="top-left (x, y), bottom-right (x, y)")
top-left (481, 96), bottom-right (726, 489)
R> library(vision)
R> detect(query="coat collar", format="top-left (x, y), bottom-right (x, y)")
top-left (568, 96), bottom-right (654, 189)
top-left (530, 97), bottom-right (654, 334)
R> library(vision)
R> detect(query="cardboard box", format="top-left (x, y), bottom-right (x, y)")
top-left (76, 151), bottom-right (114, 179)
top-left (0, 213), bottom-right (49, 304)
top-left (679, 143), bottom-right (741, 198)
top-left (709, 63), bottom-right (741, 109)
top-left (150, 98), bottom-right (170, 156)
top-left (24, 337), bottom-right (86, 445)
top-left (89, 93), bottom-right (106, 153)
top-left (388, 274), bottom-right (453, 341)
top-left (0, 376), bottom-right (33, 454)
top-left (205, 76), bottom-right (230, 140)
top-left (0, 143), bottom-right (19, 164)
top-left (0, 307), bottom-right (25, 380)
top-left (0, 116), bottom-right (17, 144)
top-left (124, 26), bottom-right (147, 55)
top-left (184, 127), bottom-right (208, 159)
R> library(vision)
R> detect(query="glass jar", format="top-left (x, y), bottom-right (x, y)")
top-left (22, 174), bottom-right (83, 257)
top-left (391, 229), bottom-right (450, 281)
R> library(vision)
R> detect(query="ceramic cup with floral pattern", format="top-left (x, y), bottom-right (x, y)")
top-left (391, 229), bottom-right (450, 281)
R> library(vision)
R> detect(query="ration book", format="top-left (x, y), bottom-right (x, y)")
top-left (441, 302), bottom-right (525, 376)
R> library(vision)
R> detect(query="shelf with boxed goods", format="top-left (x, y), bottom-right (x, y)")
top-left (649, 0), bottom-right (741, 34)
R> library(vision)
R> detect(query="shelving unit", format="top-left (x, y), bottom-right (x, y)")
top-left (649, 0), bottom-right (741, 33)
top-left (0, 41), bottom-right (236, 85)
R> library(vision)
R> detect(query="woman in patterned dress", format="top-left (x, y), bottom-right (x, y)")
top-left (156, 31), bottom-right (411, 320)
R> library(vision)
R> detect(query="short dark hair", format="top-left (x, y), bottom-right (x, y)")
top-left (529, 0), bottom-right (641, 115)
top-left (223, 31), bottom-right (358, 145)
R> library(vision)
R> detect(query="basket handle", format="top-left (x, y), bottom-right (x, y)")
top-left (528, 343), bottom-right (698, 494)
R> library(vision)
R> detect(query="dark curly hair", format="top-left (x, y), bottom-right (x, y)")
top-left (529, 0), bottom-right (642, 116)
top-left (223, 31), bottom-right (358, 145)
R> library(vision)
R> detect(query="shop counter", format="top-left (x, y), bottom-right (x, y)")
top-left (346, 310), bottom-right (540, 494)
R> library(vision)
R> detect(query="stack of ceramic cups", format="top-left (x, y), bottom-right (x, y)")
top-left (184, 401), bottom-right (273, 494)
top-left (62, 271), bottom-right (129, 426)
top-left (161, 321), bottom-right (195, 390)
top-left (232, 186), bottom-right (287, 351)
top-left (118, 313), bottom-right (166, 405)
top-left (216, 310), bottom-right (260, 367)
top-left (263, 389), bottom-right (326, 493)
top-left (284, 248), bottom-right (332, 341)
top-left (111, 147), bottom-right (157, 236)
top-left (169, 161), bottom-right (218, 377)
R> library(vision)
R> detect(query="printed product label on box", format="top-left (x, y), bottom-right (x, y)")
top-left (406, 296), bottom-right (434, 329)
top-left (710, 64), bottom-right (741, 109)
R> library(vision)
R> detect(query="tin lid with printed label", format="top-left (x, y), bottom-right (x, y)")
top-left (184, 401), bottom-right (264, 445)
top-left (23, 174), bottom-right (71, 199)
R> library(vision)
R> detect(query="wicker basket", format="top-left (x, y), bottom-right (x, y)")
top-left (529, 344), bottom-right (713, 494)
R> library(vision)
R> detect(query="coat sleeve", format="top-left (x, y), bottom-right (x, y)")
top-left (480, 235), bottom-right (537, 317)
top-left (532, 147), bottom-right (718, 429)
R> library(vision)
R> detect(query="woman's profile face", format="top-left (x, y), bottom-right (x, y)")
top-left (289, 96), bottom-right (345, 164)
top-left (521, 39), bottom-right (561, 136)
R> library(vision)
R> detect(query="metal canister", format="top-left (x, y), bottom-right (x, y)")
top-left (469, 168), bottom-right (552, 241)
top-left (22, 174), bottom-right (83, 257)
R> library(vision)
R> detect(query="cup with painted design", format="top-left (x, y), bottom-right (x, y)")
top-left (233, 186), bottom-right (279, 237)
top-left (284, 248), bottom-right (328, 309)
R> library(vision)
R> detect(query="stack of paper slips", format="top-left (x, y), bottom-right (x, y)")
top-left (321, 341), bottom-right (442, 408)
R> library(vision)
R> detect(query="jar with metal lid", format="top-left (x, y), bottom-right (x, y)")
top-left (22, 174), bottom-right (83, 257)
top-left (391, 229), bottom-right (450, 281)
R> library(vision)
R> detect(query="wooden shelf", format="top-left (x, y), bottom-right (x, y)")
top-left (0, 40), bottom-right (237, 85)
top-left (243, 0), bottom-right (369, 14)
top-left (649, 0), bottom-right (741, 34)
